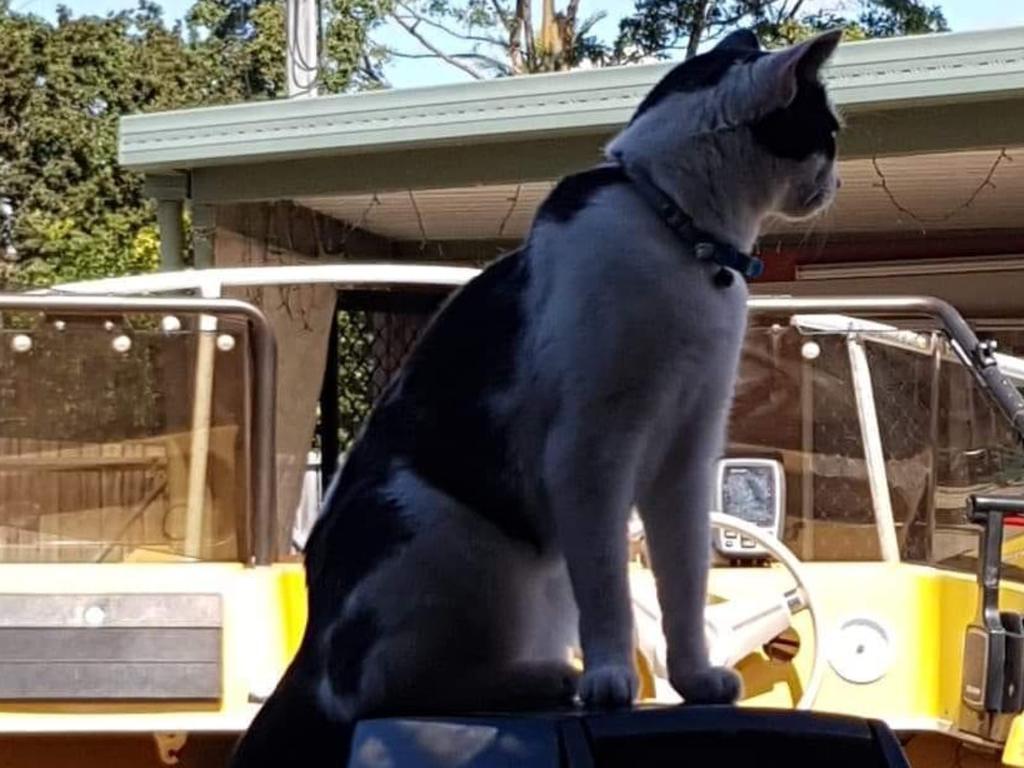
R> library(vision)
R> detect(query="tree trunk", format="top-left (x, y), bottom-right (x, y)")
top-left (509, 0), bottom-right (527, 73)
top-left (558, 0), bottom-right (581, 64)
top-left (685, 0), bottom-right (711, 59)
top-left (540, 0), bottom-right (562, 68)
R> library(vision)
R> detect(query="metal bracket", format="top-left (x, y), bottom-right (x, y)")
top-left (974, 337), bottom-right (1000, 368)
top-left (962, 495), bottom-right (1024, 714)
top-left (154, 732), bottom-right (188, 766)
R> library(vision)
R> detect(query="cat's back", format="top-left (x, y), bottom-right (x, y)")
top-left (303, 250), bottom-right (539, 614)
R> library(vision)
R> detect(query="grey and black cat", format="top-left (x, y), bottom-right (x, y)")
top-left (231, 28), bottom-right (842, 766)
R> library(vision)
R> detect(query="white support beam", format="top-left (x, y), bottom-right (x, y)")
top-left (846, 336), bottom-right (901, 563)
top-left (155, 199), bottom-right (184, 272)
top-left (147, 174), bottom-right (188, 272)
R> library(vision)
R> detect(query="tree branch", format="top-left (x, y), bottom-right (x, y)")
top-left (564, 0), bottom-right (582, 53)
top-left (359, 53), bottom-right (389, 87)
top-left (390, 12), bottom-right (486, 79)
top-left (386, 47), bottom-right (513, 74)
top-left (507, 0), bottom-right (525, 71)
top-left (489, 0), bottom-right (510, 28)
top-left (393, 1), bottom-right (507, 47)
top-left (522, 0), bottom-right (536, 68)
top-left (702, 9), bottom-right (759, 42)
top-left (784, 0), bottom-right (806, 23)
top-left (685, 0), bottom-right (710, 59)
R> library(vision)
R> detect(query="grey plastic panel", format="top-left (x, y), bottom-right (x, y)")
top-left (0, 594), bottom-right (221, 627)
top-left (0, 593), bottom-right (222, 700)
top-left (0, 661), bottom-right (220, 700)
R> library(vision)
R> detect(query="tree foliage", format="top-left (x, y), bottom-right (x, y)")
top-left (0, 2), bottom-right (188, 286)
top-left (615, 0), bottom-right (948, 62)
top-left (387, 0), bottom-right (608, 76)
top-left (0, 0), bottom-right (388, 288)
top-left (386, 0), bottom-right (948, 77)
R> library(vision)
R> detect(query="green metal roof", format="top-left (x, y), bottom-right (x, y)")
top-left (119, 26), bottom-right (1024, 201)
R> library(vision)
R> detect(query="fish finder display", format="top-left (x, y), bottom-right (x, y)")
top-left (722, 466), bottom-right (776, 525)
top-left (714, 458), bottom-right (784, 557)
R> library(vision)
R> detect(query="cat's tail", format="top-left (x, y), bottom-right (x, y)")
top-left (228, 669), bottom-right (354, 768)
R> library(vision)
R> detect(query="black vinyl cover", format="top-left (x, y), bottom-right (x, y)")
top-left (347, 705), bottom-right (911, 768)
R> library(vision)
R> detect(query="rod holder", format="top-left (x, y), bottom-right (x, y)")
top-left (962, 495), bottom-right (1024, 713)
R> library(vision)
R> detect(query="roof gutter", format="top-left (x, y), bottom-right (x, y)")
top-left (119, 26), bottom-right (1024, 173)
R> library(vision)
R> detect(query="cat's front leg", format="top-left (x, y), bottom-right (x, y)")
top-left (637, 413), bottom-right (742, 705)
top-left (543, 425), bottom-right (640, 709)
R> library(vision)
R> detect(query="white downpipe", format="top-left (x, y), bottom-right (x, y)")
top-left (184, 278), bottom-right (222, 559)
top-left (286, 0), bottom-right (319, 97)
top-left (846, 336), bottom-right (901, 563)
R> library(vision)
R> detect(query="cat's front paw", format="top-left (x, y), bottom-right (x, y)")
top-left (671, 666), bottom-right (742, 704)
top-left (579, 664), bottom-right (637, 709)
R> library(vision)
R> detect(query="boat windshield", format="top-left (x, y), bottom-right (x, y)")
top-left (0, 307), bottom-right (254, 563)
top-left (727, 315), bottom-right (1024, 577)
top-left (37, 266), bottom-right (1024, 578)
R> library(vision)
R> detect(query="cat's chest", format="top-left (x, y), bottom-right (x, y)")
top-left (654, 275), bottom-right (748, 355)
top-left (642, 273), bottom-right (750, 407)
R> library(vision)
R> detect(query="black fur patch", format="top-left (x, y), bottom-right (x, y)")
top-left (536, 164), bottom-right (627, 223)
top-left (325, 608), bottom-right (379, 696)
top-left (630, 46), bottom-right (764, 123)
top-left (228, 662), bottom-right (352, 768)
top-left (307, 247), bottom-right (541, 601)
top-left (379, 249), bottom-right (542, 549)
top-left (751, 78), bottom-right (839, 160)
top-left (303, 472), bottom-right (413, 629)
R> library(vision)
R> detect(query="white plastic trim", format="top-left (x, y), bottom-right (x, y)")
top-left (43, 263), bottom-right (482, 296)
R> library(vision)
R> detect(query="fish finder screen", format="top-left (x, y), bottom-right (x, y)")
top-left (722, 466), bottom-right (776, 526)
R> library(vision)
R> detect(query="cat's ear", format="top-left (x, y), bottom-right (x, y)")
top-left (714, 29), bottom-right (761, 52)
top-left (751, 29), bottom-right (842, 110)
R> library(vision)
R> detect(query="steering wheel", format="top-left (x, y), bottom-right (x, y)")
top-left (630, 514), bottom-right (824, 710)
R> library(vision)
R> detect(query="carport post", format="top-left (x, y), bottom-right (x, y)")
top-left (145, 174), bottom-right (188, 272)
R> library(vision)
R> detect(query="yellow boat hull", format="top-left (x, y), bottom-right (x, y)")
top-left (0, 560), bottom-right (1020, 766)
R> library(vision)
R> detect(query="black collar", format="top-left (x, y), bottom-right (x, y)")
top-left (607, 159), bottom-right (763, 286)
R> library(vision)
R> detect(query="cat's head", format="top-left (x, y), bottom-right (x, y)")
top-left (608, 29), bottom-right (843, 223)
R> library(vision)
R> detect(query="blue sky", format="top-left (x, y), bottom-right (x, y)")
top-left (17, 0), bottom-right (1024, 89)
